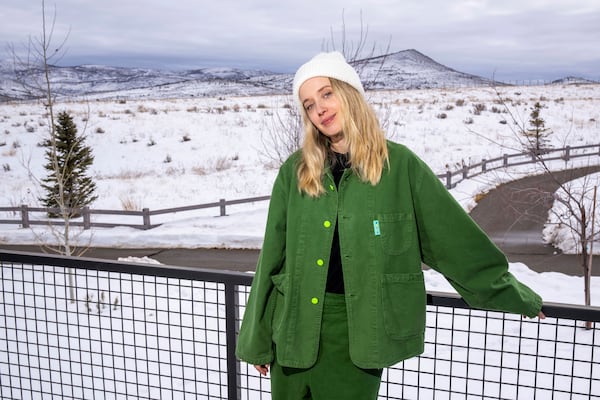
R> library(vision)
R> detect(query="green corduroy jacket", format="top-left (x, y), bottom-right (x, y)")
top-left (235, 141), bottom-right (543, 369)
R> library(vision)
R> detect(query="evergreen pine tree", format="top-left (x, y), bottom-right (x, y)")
top-left (40, 111), bottom-right (97, 217)
top-left (524, 101), bottom-right (552, 154)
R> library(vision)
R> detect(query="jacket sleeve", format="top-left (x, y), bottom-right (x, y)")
top-left (235, 163), bottom-right (290, 365)
top-left (409, 152), bottom-right (543, 318)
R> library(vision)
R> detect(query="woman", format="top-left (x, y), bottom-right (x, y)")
top-left (236, 51), bottom-right (545, 399)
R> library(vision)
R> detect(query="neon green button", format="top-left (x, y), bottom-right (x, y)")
top-left (329, 184), bottom-right (335, 191)
top-left (316, 259), bottom-right (324, 266)
top-left (323, 220), bottom-right (331, 228)
top-left (311, 297), bottom-right (319, 305)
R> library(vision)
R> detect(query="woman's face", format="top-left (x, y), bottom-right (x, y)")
top-left (299, 76), bottom-right (346, 151)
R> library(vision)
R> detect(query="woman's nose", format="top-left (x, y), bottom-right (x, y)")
top-left (316, 102), bottom-right (326, 116)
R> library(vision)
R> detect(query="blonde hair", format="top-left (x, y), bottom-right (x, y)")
top-left (297, 78), bottom-right (389, 197)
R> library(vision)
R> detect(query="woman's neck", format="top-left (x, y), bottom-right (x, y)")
top-left (329, 134), bottom-right (348, 154)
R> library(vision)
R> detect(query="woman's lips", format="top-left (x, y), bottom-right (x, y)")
top-left (321, 114), bottom-right (336, 126)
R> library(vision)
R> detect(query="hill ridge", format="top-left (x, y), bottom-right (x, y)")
top-left (1, 49), bottom-right (596, 101)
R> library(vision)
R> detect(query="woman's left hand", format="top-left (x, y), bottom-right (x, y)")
top-left (523, 311), bottom-right (546, 319)
top-left (254, 364), bottom-right (270, 376)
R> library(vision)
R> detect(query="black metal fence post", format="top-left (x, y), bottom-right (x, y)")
top-left (225, 282), bottom-right (240, 400)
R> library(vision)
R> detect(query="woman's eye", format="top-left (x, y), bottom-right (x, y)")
top-left (305, 104), bottom-right (314, 111)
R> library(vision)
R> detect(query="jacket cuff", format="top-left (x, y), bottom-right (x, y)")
top-left (235, 349), bottom-right (274, 366)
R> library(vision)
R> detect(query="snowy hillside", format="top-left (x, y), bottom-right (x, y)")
top-left (1, 80), bottom-right (599, 229)
top-left (359, 49), bottom-right (494, 89)
top-left (0, 60), bottom-right (278, 101)
top-left (1, 49), bottom-right (513, 101)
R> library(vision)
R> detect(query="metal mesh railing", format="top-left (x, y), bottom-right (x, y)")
top-left (382, 305), bottom-right (600, 399)
top-left (1, 266), bottom-right (230, 399)
top-left (1, 250), bottom-right (599, 399)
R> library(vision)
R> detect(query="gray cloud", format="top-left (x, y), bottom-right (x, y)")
top-left (1, 0), bottom-right (599, 81)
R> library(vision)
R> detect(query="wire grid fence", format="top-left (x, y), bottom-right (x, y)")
top-left (0, 258), bottom-right (235, 400)
top-left (381, 305), bottom-right (599, 400)
top-left (1, 251), bottom-right (600, 400)
top-left (236, 287), bottom-right (600, 400)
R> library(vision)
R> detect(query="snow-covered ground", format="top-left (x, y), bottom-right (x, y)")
top-left (1, 84), bottom-right (600, 400)
top-left (1, 83), bottom-right (599, 305)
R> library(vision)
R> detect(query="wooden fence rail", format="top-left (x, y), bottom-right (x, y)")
top-left (0, 144), bottom-right (598, 230)
top-left (439, 143), bottom-right (600, 188)
top-left (0, 196), bottom-right (271, 231)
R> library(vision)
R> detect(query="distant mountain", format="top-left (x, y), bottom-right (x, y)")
top-left (550, 76), bottom-right (599, 85)
top-left (357, 49), bottom-right (495, 89)
top-left (0, 49), bottom-right (593, 101)
top-left (0, 62), bottom-right (277, 101)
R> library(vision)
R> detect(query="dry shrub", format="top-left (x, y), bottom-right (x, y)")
top-left (110, 170), bottom-right (150, 180)
top-left (474, 192), bottom-right (488, 203)
top-left (192, 166), bottom-right (207, 176)
top-left (2, 148), bottom-right (17, 157)
top-left (472, 103), bottom-right (487, 115)
top-left (214, 156), bottom-right (233, 171)
top-left (120, 196), bottom-right (141, 211)
top-left (165, 166), bottom-right (184, 176)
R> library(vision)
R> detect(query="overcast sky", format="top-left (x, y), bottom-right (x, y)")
top-left (1, 0), bottom-right (599, 81)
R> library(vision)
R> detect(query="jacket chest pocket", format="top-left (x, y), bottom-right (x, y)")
top-left (376, 213), bottom-right (415, 255)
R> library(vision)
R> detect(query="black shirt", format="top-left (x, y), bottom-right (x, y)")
top-left (326, 152), bottom-right (349, 293)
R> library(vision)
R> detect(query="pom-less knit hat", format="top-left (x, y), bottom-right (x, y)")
top-left (292, 51), bottom-right (364, 109)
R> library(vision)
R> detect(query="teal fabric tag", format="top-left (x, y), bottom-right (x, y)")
top-left (373, 220), bottom-right (381, 236)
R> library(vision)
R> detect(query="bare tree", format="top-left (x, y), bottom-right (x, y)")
top-left (470, 85), bottom-right (599, 311)
top-left (258, 102), bottom-right (303, 167)
top-left (545, 173), bottom-right (599, 316)
top-left (259, 10), bottom-right (393, 166)
top-left (7, 2), bottom-right (69, 101)
top-left (321, 9), bottom-right (392, 90)
top-left (8, 0), bottom-right (95, 301)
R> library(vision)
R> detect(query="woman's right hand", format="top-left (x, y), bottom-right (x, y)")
top-left (254, 364), bottom-right (270, 376)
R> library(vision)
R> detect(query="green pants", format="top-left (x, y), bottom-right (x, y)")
top-left (270, 293), bottom-right (382, 400)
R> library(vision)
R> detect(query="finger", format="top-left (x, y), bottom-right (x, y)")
top-left (538, 311), bottom-right (546, 319)
top-left (254, 364), bottom-right (269, 376)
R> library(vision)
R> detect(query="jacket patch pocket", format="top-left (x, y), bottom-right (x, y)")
top-left (380, 273), bottom-right (426, 339)
top-left (271, 272), bottom-right (289, 337)
top-left (377, 213), bottom-right (415, 255)
top-left (271, 272), bottom-right (289, 294)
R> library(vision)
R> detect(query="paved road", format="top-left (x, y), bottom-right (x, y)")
top-left (469, 166), bottom-right (600, 277)
top-left (1, 167), bottom-right (598, 276)
top-left (0, 245), bottom-right (261, 272)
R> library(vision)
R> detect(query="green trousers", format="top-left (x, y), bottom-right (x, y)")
top-left (270, 293), bottom-right (383, 400)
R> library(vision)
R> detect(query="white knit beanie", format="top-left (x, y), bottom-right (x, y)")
top-left (292, 51), bottom-right (365, 109)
